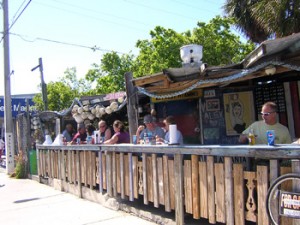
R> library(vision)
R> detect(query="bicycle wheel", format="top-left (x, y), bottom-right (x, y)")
top-left (266, 173), bottom-right (300, 225)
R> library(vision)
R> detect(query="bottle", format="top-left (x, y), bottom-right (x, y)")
top-left (143, 132), bottom-right (148, 145)
top-left (248, 129), bottom-right (255, 145)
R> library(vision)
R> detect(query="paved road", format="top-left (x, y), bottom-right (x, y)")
top-left (0, 169), bottom-right (159, 225)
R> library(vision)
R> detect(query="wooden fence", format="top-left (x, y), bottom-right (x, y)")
top-left (36, 144), bottom-right (300, 225)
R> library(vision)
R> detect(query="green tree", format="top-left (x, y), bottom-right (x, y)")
top-left (191, 16), bottom-right (255, 65)
top-left (33, 67), bottom-right (91, 111)
top-left (134, 17), bottom-right (254, 77)
top-left (85, 52), bottom-right (135, 94)
top-left (223, 0), bottom-right (300, 42)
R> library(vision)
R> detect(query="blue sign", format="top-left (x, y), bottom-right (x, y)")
top-left (0, 97), bottom-right (36, 118)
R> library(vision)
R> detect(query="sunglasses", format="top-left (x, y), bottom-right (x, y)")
top-left (260, 112), bottom-right (275, 116)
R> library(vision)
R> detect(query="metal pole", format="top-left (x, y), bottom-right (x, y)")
top-left (3, 0), bottom-right (15, 174)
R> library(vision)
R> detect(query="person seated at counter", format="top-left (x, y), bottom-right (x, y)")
top-left (98, 120), bottom-right (113, 142)
top-left (136, 114), bottom-right (165, 144)
top-left (104, 120), bottom-right (130, 144)
top-left (62, 123), bottom-right (75, 142)
top-left (71, 123), bottom-right (87, 144)
top-left (239, 101), bottom-right (291, 144)
top-left (156, 116), bottom-right (183, 145)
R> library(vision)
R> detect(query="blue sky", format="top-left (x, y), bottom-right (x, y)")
top-left (1, 0), bottom-right (234, 95)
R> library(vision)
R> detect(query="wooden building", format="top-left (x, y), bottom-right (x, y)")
top-left (131, 32), bottom-right (300, 145)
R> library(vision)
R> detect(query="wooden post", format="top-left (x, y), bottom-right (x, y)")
top-left (76, 151), bottom-right (82, 198)
top-left (124, 72), bottom-right (138, 138)
top-left (174, 153), bottom-right (184, 225)
top-left (224, 157), bottom-right (234, 225)
top-left (98, 150), bottom-right (103, 193)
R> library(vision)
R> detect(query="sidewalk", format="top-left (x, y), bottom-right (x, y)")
top-left (0, 169), bottom-right (159, 225)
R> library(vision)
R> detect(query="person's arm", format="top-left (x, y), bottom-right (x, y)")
top-left (104, 134), bottom-right (118, 144)
top-left (104, 128), bottom-right (112, 141)
top-left (238, 134), bottom-right (248, 144)
top-left (136, 126), bottom-right (145, 143)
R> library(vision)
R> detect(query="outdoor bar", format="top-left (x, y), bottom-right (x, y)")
top-left (36, 143), bottom-right (300, 225)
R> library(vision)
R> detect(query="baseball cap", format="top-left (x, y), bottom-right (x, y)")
top-left (143, 114), bottom-right (154, 124)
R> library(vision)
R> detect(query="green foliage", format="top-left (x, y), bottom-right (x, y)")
top-left (191, 16), bottom-right (255, 65)
top-left (223, 0), bottom-right (300, 42)
top-left (85, 52), bottom-right (135, 94)
top-left (33, 67), bottom-right (92, 111)
top-left (13, 150), bottom-right (27, 179)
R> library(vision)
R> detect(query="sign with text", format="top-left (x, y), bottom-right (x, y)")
top-left (0, 97), bottom-right (36, 118)
top-left (280, 190), bottom-right (300, 218)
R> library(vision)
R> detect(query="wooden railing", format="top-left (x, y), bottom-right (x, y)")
top-left (36, 144), bottom-right (300, 225)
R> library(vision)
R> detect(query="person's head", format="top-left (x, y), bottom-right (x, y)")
top-left (113, 120), bottom-right (125, 132)
top-left (86, 124), bottom-right (95, 136)
top-left (77, 123), bottom-right (86, 134)
top-left (65, 124), bottom-right (73, 132)
top-left (143, 114), bottom-right (155, 130)
top-left (164, 116), bottom-right (176, 131)
top-left (98, 120), bottom-right (107, 132)
top-left (261, 101), bottom-right (278, 125)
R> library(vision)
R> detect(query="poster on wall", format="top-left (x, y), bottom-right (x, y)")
top-left (223, 91), bottom-right (255, 136)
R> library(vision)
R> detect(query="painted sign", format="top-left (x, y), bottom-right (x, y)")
top-left (0, 97), bottom-right (36, 118)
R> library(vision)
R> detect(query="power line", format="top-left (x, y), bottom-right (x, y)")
top-left (0, 0), bottom-right (32, 43)
top-left (9, 32), bottom-right (128, 55)
top-left (11, 0), bottom-right (28, 24)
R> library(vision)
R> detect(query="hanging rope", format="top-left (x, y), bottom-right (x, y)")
top-left (137, 61), bottom-right (300, 99)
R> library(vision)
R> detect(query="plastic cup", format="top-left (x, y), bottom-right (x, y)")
top-left (132, 135), bottom-right (137, 144)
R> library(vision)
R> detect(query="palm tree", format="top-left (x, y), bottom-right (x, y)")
top-left (252, 0), bottom-right (300, 38)
top-left (223, 0), bottom-right (271, 43)
top-left (223, 0), bottom-right (300, 43)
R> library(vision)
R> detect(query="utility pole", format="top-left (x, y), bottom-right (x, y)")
top-left (31, 57), bottom-right (48, 111)
top-left (3, 0), bottom-right (15, 174)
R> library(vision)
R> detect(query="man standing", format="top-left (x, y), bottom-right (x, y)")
top-left (239, 101), bottom-right (291, 144)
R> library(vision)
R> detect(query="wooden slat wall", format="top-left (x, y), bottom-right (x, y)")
top-left (37, 148), bottom-right (300, 225)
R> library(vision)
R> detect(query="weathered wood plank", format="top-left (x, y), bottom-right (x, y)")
top-left (125, 154), bottom-right (129, 197)
top-left (191, 155), bottom-right (200, 219)
top-left (233, 164), bottom-right (245, 225)
top-left (174, 154), bottom-right (184, 225)
top-left (133, 155), bottom-right (138, 199)
top-left (106, 151), bottom-right (112, 196)
top-left (143, 153), bottom-right (148, 204)
top-left (157, 156), bottom-right (164, 205)
top-left (98, 151), bottom-right (103, 193)
top-left (147, 155), bottom-right (153, 202)
top-left (224, 157), bottom-right (234, 225)
top-left (215, 163), bottom-right (225, 223)
top-left (102, 154), bottom-right (107, 190)
top-left (280, 166), bottom-right (293, 225)
top-left (163, 155), bottom-right (171, 212)
top-left (129, 153), bottom-right (134, 201)
top-left (257, 166), bottom-right (269, 225)
top-left (184, 159), bottom-right (193, 214)
top-left (76, 151), bottom-right (82, 198)
top-left (207, 156), bottom-right (216, 224)
top-left (152, 154), bottom-right (159, 207)
top-left (199, 161), bottom-right (208, 219)
top-left (112, 152), bottom-right (117, 196)
top-left (120, 152), bottom-right (125, 199)
top-left (169, 158), bottom-right (175, 210)
top-left (244, 171), bottom-right (257, 222)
